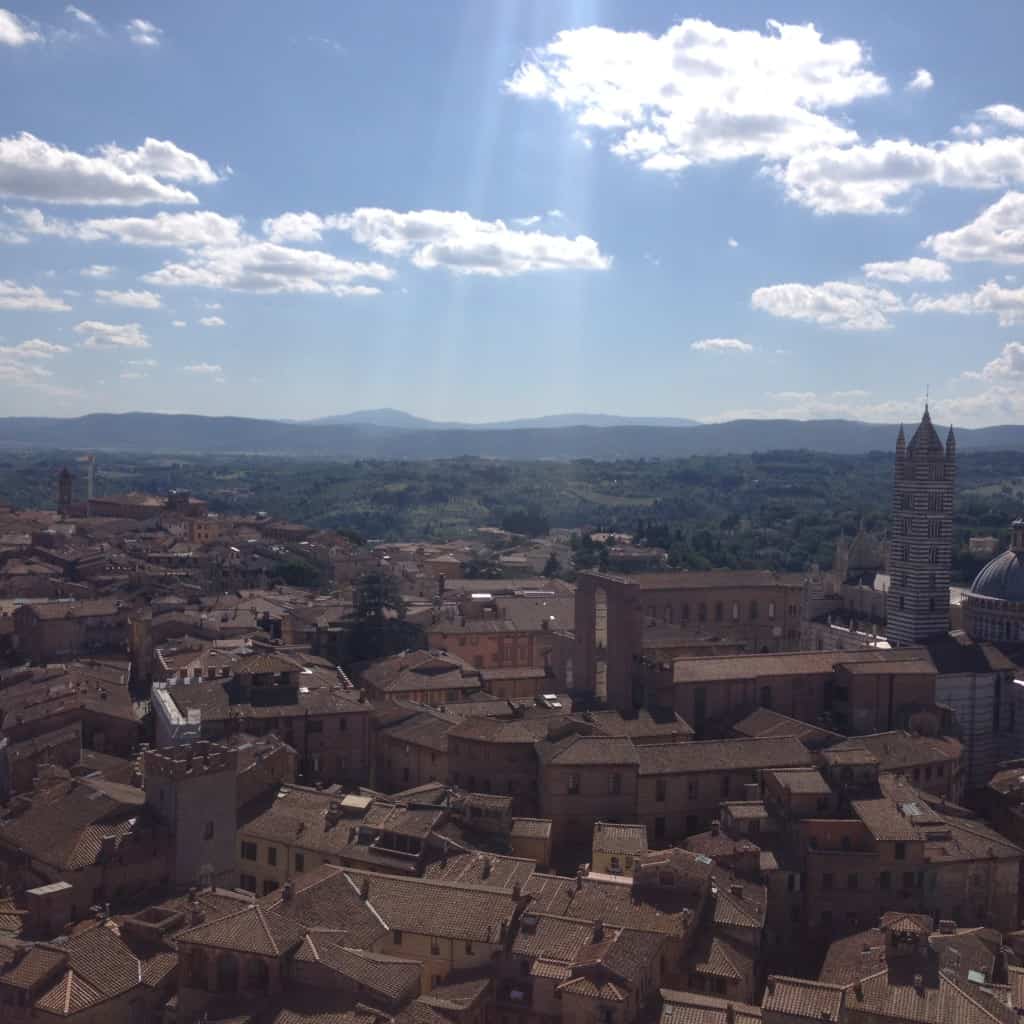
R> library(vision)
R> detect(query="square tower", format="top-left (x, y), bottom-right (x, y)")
top-left (886, 408), bottom-right (956, 645)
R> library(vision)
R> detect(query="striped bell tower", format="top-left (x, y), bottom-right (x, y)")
top-left (886, 407), bottom-right (955, 645)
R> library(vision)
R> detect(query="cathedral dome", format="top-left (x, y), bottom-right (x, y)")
top-left (970, 549), bottom-right (1024, 603)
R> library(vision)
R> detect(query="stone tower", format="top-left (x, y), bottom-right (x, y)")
top-left (886, 407), bottom-right (955, 645)
top-left (57, 466), bottom-right (72, 517)
top-left (144, 742), bottom-right (238, 891)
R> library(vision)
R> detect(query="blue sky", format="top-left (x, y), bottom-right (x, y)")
top-left (2, 2), bottom-right (1024, 426)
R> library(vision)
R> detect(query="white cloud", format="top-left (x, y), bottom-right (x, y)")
top-left (126, 18), bottom-right (161, 47)
top-left (963, 341), bottom-right (1024, 381)
top-left (506, 18), bottom-right (886, 174)
top-left (205, 301), bottom-right (221, 310)
top-left (262, 207), bottom-right (609, 277)
top-left (925, 191), bottom-right (1024, 264)
top-left (66, 6), bottom-right (99, 28)
top-left (727, 237), bottom-right (739, 248)
top-left (0, 339), bottom-right (70, 359)
top-left (862, 257), bottom-right (950, 283)
top-left (981, 104), bottom-right (1024, 130)
top-left (96, 288), bottom-right (162, 309)
top-left (171, 320), bottom-right (186, 327)
top-left (119, 370), bottom-right (147, 380)
top-left (752, 280), bottom-right (903, 329)
top-left (13, 208), bottom-right (238, 245)
top-left (198, 315), bottom-right (224, 327)
top-left (337, 208), bottom-right (610, 275)
top-left (73, 320), bottom-right (150, 349)
top-left (771, 136), bottom-right (1024, 214)
top-left (183, 362), bottom-right (222, 374)
top-left (0, 280), bottom-right (70, 311)
top-left (691, 338), bottom-right (753, 353)
top-left (907, 68), bottom-right (934, 92)
top-left (80, 263), bottom-right (114, 277)
top-left (98, 139), bottom-right (218, 184)
top-left (912, 280), bottom-right (1024, 325)
top-left (0, 133), bottom-right (202, 206)
top-left (127, 358), bottom-right (156, 366)
top-left (143, 239), bottom-right (393, 296)
top-left (262, 211), bottom-right (331, 243)
top-left (0, 8), bottom-right (40, 46)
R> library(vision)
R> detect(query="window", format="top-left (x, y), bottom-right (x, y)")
top-left (262, 880), bottom-right (276, 895)
top-left (609, 772), bottom-right (622, 795)
top-left (654, 817), bottom-right (666, 839)
top-left (768, 601), bottom-right (776, 620)
top-left (267, 846), bottom-right (277, 866)
top-left (465, 941), bottom-right (474, 954)
top-left (655, 779), bottom-right (667, 802)
top-left (431, 939), bottom-right (440, 955)
top-left (822, 873), bottom-right (834, 890)
top-left (241, 841), bottom-right (257, 861)
top-left (749, 600), bottom-right (758, 620)
top-left (568, 773), bottom-right (580, 795)
top-left (879, 871), bottom-right (890, 890)
top-left (307, 719), bottom-right (323, 733)
top-left (698, 603), bottom-right (707, 622)
top-left (393, 930), bottom-right (403, 945)
top-left (295, 852), bottom-right (305, 872)
top-left (720, 775), bottom-right (730, 797)
top-left (687, 779), bottom-right (698, 800)
top-left (203, 821), bottom-right (214, 840)
top-left (903, 871), bottom-right (915, 890)
top-left (901, 494), bottom-right (912, 510)
top-left (929, 547), bottom-right (939, 564)
top-left (847, 873), bottom-right (858, 890)
top-left (928, 520), bottom-right (941, 538)
top-left (731, 601), bottom-right (739, 621)
top-left (240, 873), bottom-right (257, 892)
top-left (894, 842), bottom-right (906, 860)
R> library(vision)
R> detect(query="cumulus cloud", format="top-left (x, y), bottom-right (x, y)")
top-left (0, 8), bottom-right (40, 46)
top-left (752, 280), bottom-right (903, 329)
top-left (691, 338), bottom-right (753, 353)
top-left (0, 133), bottom-right (205, 205)
top-left (198, 315), bottom-right (224, 327)
top-left (183, 362), bottom-right (222, 374)
top-left (14, 208), bottom-right (241, 247)
top-left (0, 280), bottom-right (70, 311)
top-left (143, 240), bottom-right (393, 297)
top-left (80, 264), bottom-right (114, 277)
top-left (262, 211), bottom-right (331, 244)
top-left (335, 208), bottom-right (610, 276)
top-left (96, 288), bottom-right (162, 309)
top-left (126, 18), bottom-right (160, 47)
top-left (981, 104), bottom-right (1024, 130)
top-left (912, 280), bottom-right (1024, 325)
top-left (925, 191), bottom-right (1024, 264)
top-left (771, 136), bottom-right (1024, 215)
top-left (907, 69), bottom-right (934, 92)
top-left (862, 257), bottom-right (950, 283)
top-left (0, 339), bottom-right (70, 359)
top-left (97, 139), bottom-right (219, 184)
top-left (506, 18), bottom-right (886, 174)
top-left (963, 341), bottom-right (1024, 381)
top-left (727, 238), bottom-right (739, 248)
top-left (73, 320), bottom-right (150, 349)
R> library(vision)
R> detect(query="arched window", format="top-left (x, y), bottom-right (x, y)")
top-left (217, 953), bottom-right (239, 993)
top-left (749, 601), bottom-right (758, 621)
top-left (681, 603), bottom-right (689, 622)
top-left (698, 603), bottom-right (707, 623)
top-left (929, 547), bottom-right (939, 564)
top-left (731, 602), bottom-right (739, 621)
top-left (714, 602), bottom-right (723, 622)
top-left (664, 604), bottom-right (673, 624)
top-left (768, 601), bottom-right (776, 620)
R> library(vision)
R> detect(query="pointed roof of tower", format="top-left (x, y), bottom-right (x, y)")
top-left (946, 423), bottom-right (956, 452)
top-left (896, 424), bottom-right (906, 452)
top-left (908, 406), bottom-right (943, 455)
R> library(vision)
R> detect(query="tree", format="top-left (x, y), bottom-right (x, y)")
top-left (543, 552), bottom-right (561, 578)
top-left (354, 571), bottom-right (406, 623)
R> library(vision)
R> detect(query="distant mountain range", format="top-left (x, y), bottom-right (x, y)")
top-left (304, 408), bottom-right (700, 430)
top-left (0, 412), bottom-right (1022, 459)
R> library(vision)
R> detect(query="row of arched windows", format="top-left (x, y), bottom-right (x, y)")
top-left (647, 600), bottom-right (777, 625)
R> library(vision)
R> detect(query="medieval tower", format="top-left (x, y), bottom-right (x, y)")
top-left (886, 407), bottom-right (956, 645)
top-left (56, 466), bottom-right (72, 517)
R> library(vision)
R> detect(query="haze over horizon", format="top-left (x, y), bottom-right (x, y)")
top-left (2, 2), bottom-right (1024, 426)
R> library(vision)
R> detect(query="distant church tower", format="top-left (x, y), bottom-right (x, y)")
top-left (57, 466), bottom-right (73, 517)
top-left (886, 407), bottom-right (955, 645)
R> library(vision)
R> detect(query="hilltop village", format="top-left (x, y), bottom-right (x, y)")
top-left (2, 411), bottom-right (1024, 1024)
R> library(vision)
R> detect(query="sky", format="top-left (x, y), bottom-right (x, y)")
top-left (2, 2), bottom-right (1024, 427)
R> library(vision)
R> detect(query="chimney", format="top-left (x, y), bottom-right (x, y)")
top-left (512, 881), bottom-right (522, 899)
top-left (575, 872), bottom-right (583, 892)
top-left (482, 857), bottom-right (492, 879)
top-left (729, 883), bottom-right (744, 899)
top-left (726, 1004), bottom-right (735, 1024)
top-left (913, 974), bottom-right (924, 994)
top-left (593, 919), bottom-right (604, 943)
top-left (767, 977), bottom-right (776, 994)
top-left (711, 820), bottom-right (721, 836)
top-left (360, 878), bottom-right (370, 901)
top-left (282, 881), bottom-right (293, 902)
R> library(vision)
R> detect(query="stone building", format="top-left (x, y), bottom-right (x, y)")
top-left (962, 514), bottom-right (1024, 643)
top-left (886, 409), bottom-right (956, 646)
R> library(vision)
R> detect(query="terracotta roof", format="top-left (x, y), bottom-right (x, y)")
top-left (763, 977), bottom-right (845, 1021)
top-left (659, 989), bottom-right (763, 1024)
top-left (766, 767), bottom-right (833, 796)
top-left (294, 934), bottom-right (420, 1002)
top-left (175, 903), bottom-right (307, 956)
top-left (732, 707), bottom-right (842, 746)
top-left (638, 737), bottom-right (812, 775)
top-left (672, 648), bottom-right (925, 684)
top-left (511, 818), bottom-right (551, 839)
top-left (592, 822), bottom-right (648, 855)
top-left (536, 734), bottom-right (639, 767)
top-left (830, 732), bottom-right (963, 772)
